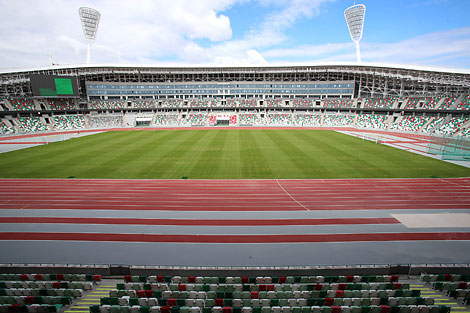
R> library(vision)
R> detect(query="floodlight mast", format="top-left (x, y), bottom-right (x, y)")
top-left (344, 4), bottom-right (366, 63)
top-left (79, 7), bottom-right (101, 64)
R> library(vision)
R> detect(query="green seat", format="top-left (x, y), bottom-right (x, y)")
top-left (90, 305), bottom-right (100, 313)
top-left (253, 307), bottom-right (261, 313)
top-left (262, 307), bottom-right (271, 313)
top-left (110, 306), bottom-right (120, 313)
top-left (180, 307), bottom-right (190, 313)
top-left (171, 307), bottom-right (180, 313)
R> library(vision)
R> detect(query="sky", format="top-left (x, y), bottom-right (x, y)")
top-left (0, 0), bottom-right (469, 69)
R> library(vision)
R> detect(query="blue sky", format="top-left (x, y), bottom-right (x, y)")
top-left (0, 0), bottom-right (469, 69)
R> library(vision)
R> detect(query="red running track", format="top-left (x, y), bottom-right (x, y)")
top-left (0, 178), bottom-right (469, 211)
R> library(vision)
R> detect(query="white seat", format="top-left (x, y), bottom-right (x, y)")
top-left (150, 306), bottom-right (161, 313)
top-left (119, 297), bottom-right (129, 306)
top-left (271, 307), bottom-right (281, 313)
top-left (131, 306), bottom-right (140, 313)
top-left (190, 307), bottom-right (202, 313)
top-left (138, 298), bottom-right (148, 306)
top-left (101, 305), bottom-right (111, 313)
top-left (242, 308), bottom-right (253, 313)
top-left (148, 298), bottom-right (158, 306)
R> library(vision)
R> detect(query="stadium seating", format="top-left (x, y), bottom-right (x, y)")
top-left (438, 97), bottom-right (457, 110)
top-left (153, 114), bottom-right (180, 126)
top-left (421, 117), bottom-right (443, 133)
top-left (435, 117), bottom-right (469, 135)
top-left (389, 116), bottom-right (430, 132)
top-left (238, 114), bottom-right (261, 126)
top-left (87, 115), bottom-right (123, 128)
top-left (238, 99), bottom-right (258, 108)
top-left (134, 100), bottom-right (158, 109)
top-left (322, 99), bottom-right (354, 109)
top-left (17, 117), bottom-right (48, 133)
top-left (456, 95), bottom-right (470, 110)
top-left (265, 114), bottom-right (293, 126)
top-left (52, 115), bottom-right (85, 130)
top-left (183, 114), bottom-right (207, 126)
top-left (47, 99), bottom-right (75, 110)
top-left (265, 99), bottom-right (283, 108)
top-left (291, 99), bottom-right (315, 108)
top-left (323, 115), bottom-right (355, 127)
top-left (0, 121), bottom-right (16, 134)
top-left (462, 128), bottom-right (470, 137)
top-left (90, 100), bottom-right (126, 110)
top-left (0, 274), bottom-right (101, 282)
top-left (355, 115), bottom-right (388, 129)
top-left (362, 98), bottom-right (395, 109)
top-left (404, 98), bottom-right (420, 110)
top-left (8, 98), bottom-right (36, 111)
top-left (190, 99), bottom-right (218, 108)
top-left (420, 97), bottom-right (441, 110)
top-left (293, 114), bottom-right (322, 126)
top-left (164, 100), bottom-right (184, 108)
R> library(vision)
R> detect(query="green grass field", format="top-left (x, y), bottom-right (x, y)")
top-left (0, 129), bottom-right (469, 179)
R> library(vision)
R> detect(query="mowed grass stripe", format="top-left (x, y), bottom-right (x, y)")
top-left (0, 129), bottom-right (469, 179)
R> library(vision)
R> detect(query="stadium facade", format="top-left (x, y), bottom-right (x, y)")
top-left (1, 63), bottom-right (470, 136)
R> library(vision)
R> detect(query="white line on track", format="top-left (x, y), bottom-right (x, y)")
top-left (276, 179), bottom-right (310, 211)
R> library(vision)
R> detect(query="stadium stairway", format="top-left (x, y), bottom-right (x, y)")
top-left (64, 281), bottom-right (118, 313)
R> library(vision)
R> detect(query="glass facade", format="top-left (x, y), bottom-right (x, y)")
top-left (86, 82), bottom-right (355, 97)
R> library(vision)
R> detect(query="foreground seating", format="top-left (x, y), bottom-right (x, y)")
top-left (17, 117), bottom-right (48, 133)
top-left (52, 115), bottom-right (85, 130)
top-left (355, 115), bottom-right (388, 129)
top-left (293, 114), bottom-right (322, 126)
top-left (9, 98), bottom-right (36, 111)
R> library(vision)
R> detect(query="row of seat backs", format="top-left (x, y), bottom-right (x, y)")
top-left (0, 282), bottom-right (92, 290)
top-left (125, 277), bottom-right (400, 284)
top-left (419, 274), bottom-right (470, 282)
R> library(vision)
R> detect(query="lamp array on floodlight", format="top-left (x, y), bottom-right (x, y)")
top-left (79, 7), bottom-right (101, 64)
top-left (344, 4), bottom-right (366, 63)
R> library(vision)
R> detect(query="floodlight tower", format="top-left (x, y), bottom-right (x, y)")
top-left (344, 3), bottom-right (366, 63)
top-left (79, 7), bottom-right (101, 64)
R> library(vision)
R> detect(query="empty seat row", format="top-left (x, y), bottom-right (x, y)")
top-left (431, 282), bottom-right (470, 291)
top-left (0, 295), bottom-right (71, 305)
top-left (89, 305), bottom-right (450, 313)
top-left (100, 297), bottom-right (433, 307)
top-left (446, 289), bottom-right (470, 298)
top-left (0, 281), bottom-right (93, 290)
top-left (110, 290), bottom-right (419, 300)
top-left (0, 274), bottom-right (101, 282)
top-left (0, 288), bottom-right (82, 297)
top-left (118, 283), bottom-right (407, 293)
top-left (0, 304), bottom-right (61, 313)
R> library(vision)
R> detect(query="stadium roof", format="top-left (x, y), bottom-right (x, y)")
top-left (1, 62), bottom-right (470, 75)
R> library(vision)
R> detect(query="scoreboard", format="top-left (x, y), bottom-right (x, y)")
top-left (30, 75), bottom-right (79, 98)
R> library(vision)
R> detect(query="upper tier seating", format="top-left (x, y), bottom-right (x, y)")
top-left (438, 97), bottom-right (457, 110)
top-left (456, 95), bottom-right (470, 110)
top-left (421, 97), bottom-right (441, 110)
top-left (265, 99), bottom-right (283, 108)
top-left (239, 99), bottom-right (258, 108)
top-left (134, 100), bottom-right (158, 109)
top-left (87, 115), bottom-right (123, 128)
top-left (0, 274), bottom-right (101, 282)
top-left (323, 115), bottom-right (355, 127)
top-left (293, 114), bottom-right (322, 126)
top-left (190, 99), bottom-right (219, 108)
top-left (164, 100), bottom-right (184, 108)
top-left (9, 98), bottom-right (36, 111)
top-left (355, 115), bottom-right (388, 129)
top-left (404, 98), bottom-right (420, 110)
top-left (323, 99), bottom-right (354, 109)
top-left (265, 114), bottom-right (293, 126)
top-left (362, 98), bottom-right (395, 109)
top-left (291, 99), bottom-right (315, 108)
top-left (90, 100), bottom-right (126, 110)
top-left (47, 99), bottom-right (75, 110)
top-left (52, 115), bottom-right (85, 130)
top-left (17, 117), bottom-right (48, 133)
top-left (389, 116), bottom-right (430, 133)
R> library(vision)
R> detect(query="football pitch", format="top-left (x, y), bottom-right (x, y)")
top-left (0, 129), bottom-right (468, 179)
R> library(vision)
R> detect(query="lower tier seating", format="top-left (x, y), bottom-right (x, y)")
top-left (87, 115), bottom-right (123, 128)
top-left (52, 115), bottom-right (85, 130)
top-left (153, 115), bottom-right (179, 126)
top-left (389, 116), bottom-right (430, 132)
top-left (293, 114), bottom-right (322, 126)
top-left (238, 114), bottom-right (260, 125)
top-left (323, 115), bottom-right (355, 127)
top-left (355, 115), bottom-right (388, 129)
top-left (0, 121), bottom-right (17, 134)
top-left (18, 117), bottom-right (48, 133)
top-left (183, 114), bottom-right (207, 126)
top-left (435, 117), bottom-right (469, 135)
top-left (265, 114), bottom-right (293, 126)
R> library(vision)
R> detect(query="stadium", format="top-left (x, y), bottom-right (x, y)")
top-left (0, 2), bottom-right (470, 313)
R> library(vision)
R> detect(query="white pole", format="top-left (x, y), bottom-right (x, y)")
top-left (86, 42), bottom-right (92, 64)
top-left (355, 41), bottom-right (361, 63)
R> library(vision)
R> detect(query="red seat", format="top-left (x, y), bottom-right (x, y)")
top-left (242, 277), bottom-right (249, 284)
top-left (167, 299), bottom-right (177, 306)
top-left (324, 298), bottom-right (334, 306)
top-left (314, 284), bottom-right (323, 291)
top-left (338, 284), bottom-right (346, 290)
top-left (25, 297), bottom-right (34, 305)
top-left (393, 283), bottom-right (401, 290)
top-left (179, 284), bottom-right (186, 291)
top-left (215, 299), bottom-right (224, 306)
top-left (136, 290), bottom-right (146, 298)
top-left (157, 276), bottom-right (165, 282)
top-left (267, 285), bottom-right (274, 291)
top-left (331, 306), bottom-right (341, 313)
top-left (459, 282), bottom-right (467, 289)
top-left (259, 285), bottom-right (266, 291)
top-left (279, 277), bottom-right (286, 283)
top-left (223, 307), bottom-right (232, 313)
top-left (20, 274), bottom-right (28, 281)
top-left (52, 282), bottom-right (61, 289)
top-left (250, 292), bottom-right (259, 299)
top-left (380, 306), bottom-right (391, 313)
top-left (93, 275), bottom-right (102, 282)
top-left (188, 276), bottom-right (196, 283)
top-left (145, 290), bottom-right (153, 297)
top-left (34, 274), bottom-right (43, 281)
top-left (346, 276), bottom-right (354, 282)
top-left (161, 307), bottom-right (170, 313)
top-left (390, 276), bottom-right (398, 282)
top-left (336, 290), bottom-right (344, 298)
top-left (56, 274), bottom-right (64, 281)
top-left (124, 275), bottom-right (132, 282)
